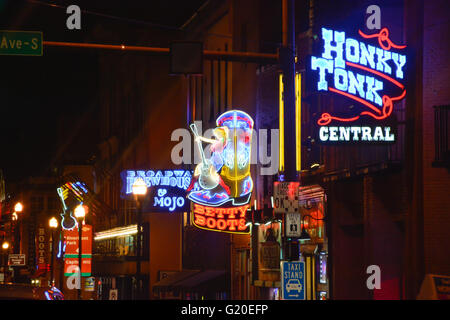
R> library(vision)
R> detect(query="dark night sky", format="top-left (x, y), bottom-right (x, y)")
top-left (0, 0), bottom-right (206, 182)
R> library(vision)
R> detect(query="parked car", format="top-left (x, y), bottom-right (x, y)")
top-left (0, 283), bottom-right (64, 300)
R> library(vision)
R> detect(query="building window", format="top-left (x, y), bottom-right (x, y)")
top-left (47, 196), bottom-right (59, 212)
top-left (94, 234), bottom-right (136, 257)
top-left (31, 196), bottom-right (44, 212)
top-left (433, 105), bottom-right (450, 168)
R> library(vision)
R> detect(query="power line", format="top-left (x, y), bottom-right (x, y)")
top-left (26, 0), bottom-right (182, 31)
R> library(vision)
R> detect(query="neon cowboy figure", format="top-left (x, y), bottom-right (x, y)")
top-left (187, 110), bottom-right (254, 206)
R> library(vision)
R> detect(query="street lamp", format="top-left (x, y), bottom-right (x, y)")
top-left (132, 177), bottom-right (147, 300)
top-left (1, 241), bottom-right (9, 280)
top-left (14, 202), bottom-right (23, 213)
top-left (74, 204), bottom-right (86, 300)
top-left (1, 242), bottom-right (9, 250)
top-left (13, 202), bottom-right (23, 255)
top-left (49, 217), bottom-right (58, 287)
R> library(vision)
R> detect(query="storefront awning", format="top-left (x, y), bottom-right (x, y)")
top-left (152, 269), bottom-right (226, 292)
top-left (174, 270), bottom-right (226, 289)
top-left (152, 270), bottom-right (200, 292)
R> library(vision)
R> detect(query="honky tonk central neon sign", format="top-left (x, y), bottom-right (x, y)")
top-left (310, 27), bottom-right (407, 142)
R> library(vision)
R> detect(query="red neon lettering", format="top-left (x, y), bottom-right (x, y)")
top-left (216, 219), bottom-right (227, 230)
top-left (206, 217), bottom-right (217, 229)
top-left (237, 205), bottom-right (249, 218)
top-left (194, 214), bottom-right (206, 226)
top-left (191, 204), bottom-right (251, 233)
top-left (205, 207), bottom-right (215, 217)
top-left (227, 220), bottom-right (238, 231)
top-left (193, 204), bottom-right (205, 215)
top-left (216, 208), bottom-right (226, 218)
top-left (226, 208), bottom-right (236, 219)
top-left (237, 219), bottom-right (247, 231)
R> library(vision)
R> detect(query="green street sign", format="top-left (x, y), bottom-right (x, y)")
top-left (0, 30), bottom-right (43, 56)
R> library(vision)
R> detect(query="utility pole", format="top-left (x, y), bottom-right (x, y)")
top-left (279, 0), bottom-right (299, 266)
top-left (280, 0), bottom-right (297, 183)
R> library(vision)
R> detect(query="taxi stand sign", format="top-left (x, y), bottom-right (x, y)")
top-left (281, 261), bottom-right (305, 300)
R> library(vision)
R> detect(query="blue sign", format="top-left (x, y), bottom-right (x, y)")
top-left (307, 26), bottom-right (407, 144)
top-left (282, 261), bottom-right (305, 300)
top-left (120, 170), bottom-right (192, 212)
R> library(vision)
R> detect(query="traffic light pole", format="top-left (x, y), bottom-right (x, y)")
top-left (280, 0), bottom-right (299, 265)
top-left (280, 0), bottom-right (297, 183)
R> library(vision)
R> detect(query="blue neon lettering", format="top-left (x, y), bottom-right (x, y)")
top-left (334, 68), bottom-right (348, 91)
top-left (348, 70), bottom-right (366, 98)
top-left (125, 170), bottom-right (192, 194)
top-left (391, 52), bottom-right (406, 79)
top-left (311, 56), bottom-right (333, 91)
top-left (376, 48), bottom-right (392, 74)
top-left (310, 27), bottom-right (406, 112)
top-left (359, 42), bottom-right (376, 69)
top-left (322, 28), bottom-right (345, 69)
top-left (365, 76), bottom-right (383, 106)
top-left (154, 193), bottom-right (185, 212)
top-left (345, 38), bottom-right (360, 63)
top-left (154, 197), bottom-right (163, 207)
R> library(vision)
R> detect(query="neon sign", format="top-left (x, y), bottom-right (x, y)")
top-left (153, 187), bottom-right (187, 212)
top-left (187, 110), bottom-right (253, 234)
top-left (121, 170), bottom-right (192, 212)
top-left (57, 181), bottom-right (89, 230)
top-left (309, 27), bottom-right (407, 143)
top-left (192, 203), bottom-right (249, 234)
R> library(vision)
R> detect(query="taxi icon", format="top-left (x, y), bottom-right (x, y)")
top-left (286, 279), bottom-right (302, 293)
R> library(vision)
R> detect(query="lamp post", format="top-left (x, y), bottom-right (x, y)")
top-left (49, 217), bottom-right (58, 287)
top-left (132, 177), bottom-right (147, 300)
top-left (13, 202), bottom-right (23, 255)
top-left (74, 204), bottom-right (86, 300)
top-left (1, 241), bottom-right (9, 282)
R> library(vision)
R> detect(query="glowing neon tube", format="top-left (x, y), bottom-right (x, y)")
top-left (279, 74), bottom-right (285, 172)
top-left (295, 72), bottom-right (302, 172)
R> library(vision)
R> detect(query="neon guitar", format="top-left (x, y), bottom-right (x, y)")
top-left (57, 187), bottom-right (77, 230)
top-left (190, 123), bottom-right (220, 190)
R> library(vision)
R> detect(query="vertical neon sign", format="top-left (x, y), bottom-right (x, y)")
top-left (187, 110), bottom-right (254, 234)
